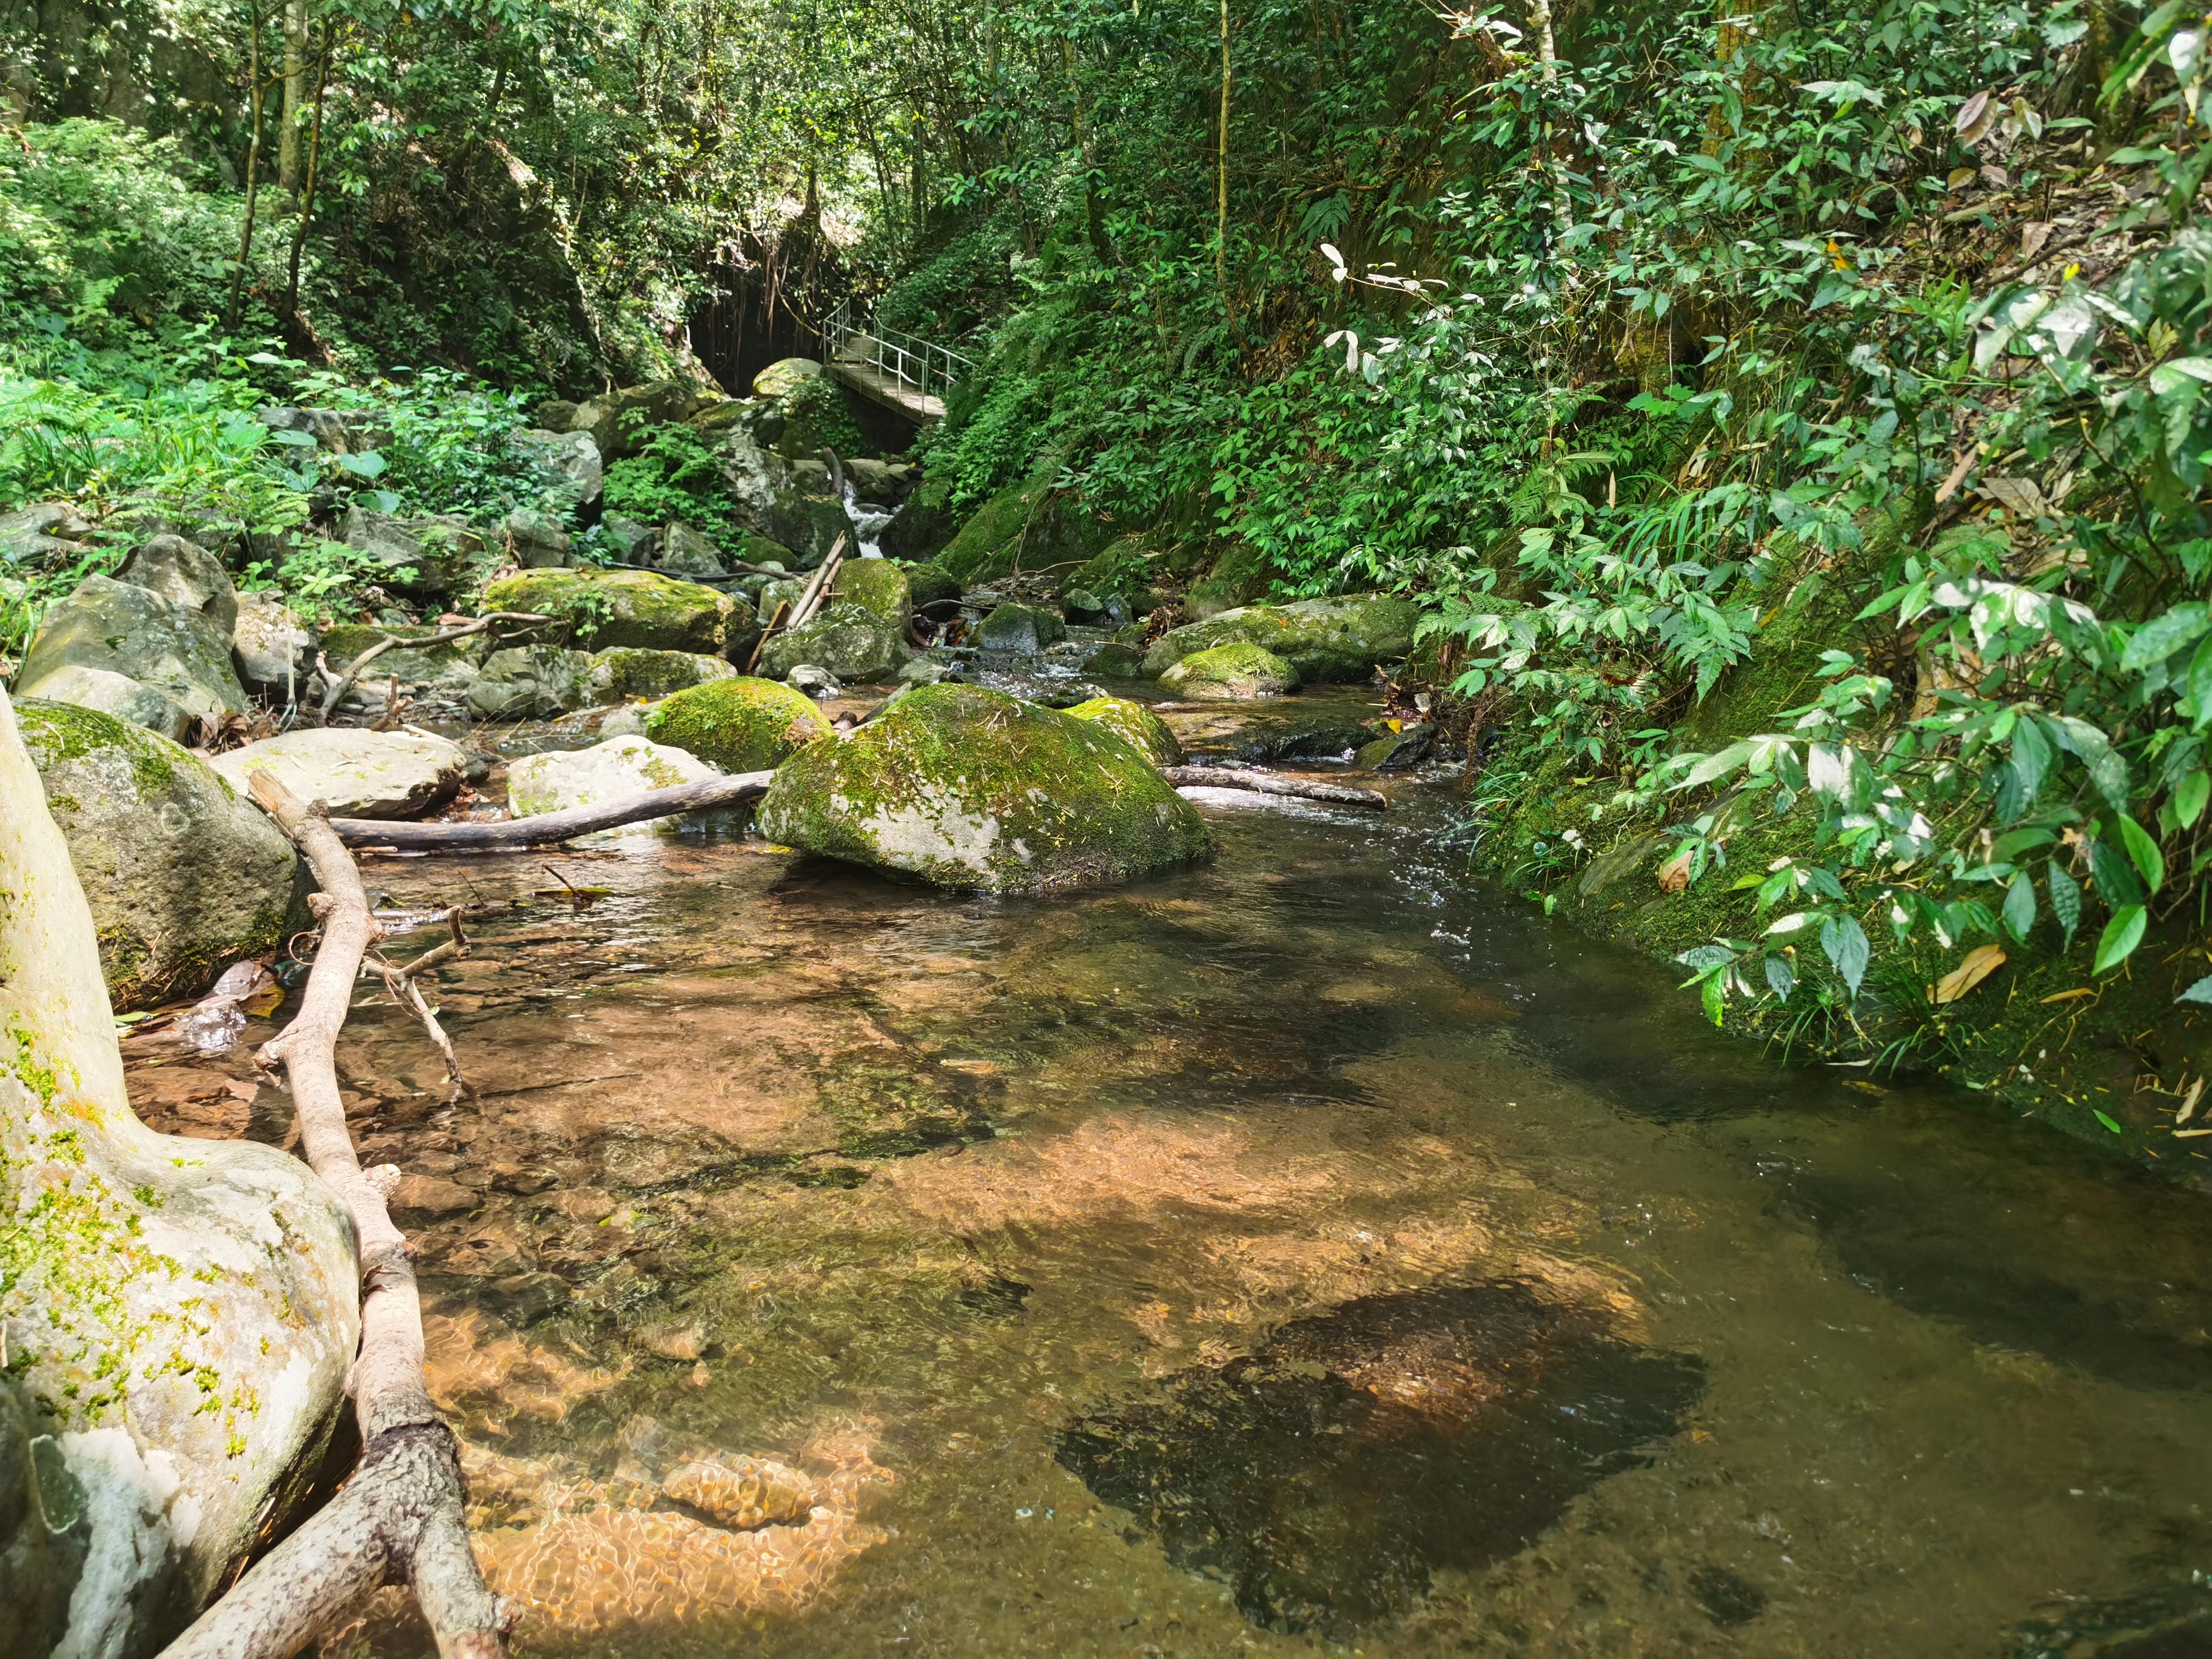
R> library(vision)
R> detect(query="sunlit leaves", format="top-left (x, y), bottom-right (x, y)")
top-left (2093, 904), bottom-right (2148, 975)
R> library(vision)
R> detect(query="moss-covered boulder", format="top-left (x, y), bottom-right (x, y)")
top-left (1158, 641), bottom-right (1300, 699)
top-left (832, 558), bottom-right (912, 626)
top-left (759, 602), bottom-right (912, 683)
top-left (1062, 536), bottom-right (1157, 608)
top-left (583, 647), bottom-right (737, 704)
top-left (719, 431), bottom-right (861, 569)
top-left (320, 622), bottom-right (487, 686)
top-left (16, 699), bottom-right (301, 1008)
top-left (1063, 695), bottom-right (1186, 766)
top-left (18, 575), bottom-right (246, 724)
top-left (1081, 642), bottom-right (1148, 677)
top-left (646, 675), bottom-right (828, 771)
top-left (0, 691), bottom-right (357, 1659)
top-left (752, 357), bottom-right (824, 400)
top-left (482, 567), bottom-right (736, 654)
top-left (976, 602), bottom-right (1066, 652)
top-left (733, 530), bottom-right (796, 569)
top-left (15, 663), bottom-right (192, 742)
top-left (881, 473), bottom-right (958, 561)
top-left (1141, 594), bottom-right (1419, 682)
top-left (937, 481), bottom-right (1117, 586)
top-left (901, 560), bottom-right (962, 612)
top-left (508, 736), bottom-right (720, 817)
top-left (756, 683), bottom-right (1210, 893)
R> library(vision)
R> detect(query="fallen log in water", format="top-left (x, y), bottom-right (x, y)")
top-left (161, 774), bottom-right (514, 1659)
top-left (333, 771), bottom-right (777, 850)
top-left (1161, 765), bottom-right (1388, 810)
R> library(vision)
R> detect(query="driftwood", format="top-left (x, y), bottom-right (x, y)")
top-left (318, 611), bottom-right (551, 720)
top-left (333, 770), bottom-right (776, 851)
top-left (1162, 765), bottom-right (1388, 810)
top-left (365, 915), bottom-right (469, 1084)
top-left (162, 774), bottom-right (512, 1659)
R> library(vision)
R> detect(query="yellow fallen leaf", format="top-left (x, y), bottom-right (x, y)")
top-left (2040, 987), bottom-right (2096, 1004)
top-left (1656, 846), bottom-right (1694, 893)
top-left (2173, 1128), bottom-right (2212, 1139)
top-left (1934, 943), bottom-right (2007, 1005)
top-left (2179, 1078), bottom-right (2205, 1127)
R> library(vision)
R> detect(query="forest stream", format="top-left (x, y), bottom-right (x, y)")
top-left (120, 682), bottom-right (2212, 1659)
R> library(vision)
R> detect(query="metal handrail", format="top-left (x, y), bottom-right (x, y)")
top-left (823, 301), bottom-right (973, 401)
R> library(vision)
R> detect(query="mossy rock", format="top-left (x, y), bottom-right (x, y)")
top-left (508, 736), bottom-right (720, 817)
top-left (977, 602), bottom-right (1065, 652)
top-left (900, 560), bottom-right (962, 611)
top-left (19, 574), bottom-right (246, 722)
top-left (752, 357), bottom-right (824, 400)
top-left (734, 531), bottom-right (796, 569)
top-left (1184, 538), bottom-right (1273, 618)
top-left (647, 675), bottom-right (829, 772)
top-left (831, 559), bottom-right (912, 626)
top-left (1064, 535), bottom-right (1158, 605)
top-left (1064, 696), bottom-right (1185, 766)
top-left (16, 698), bottom-right (301, 1009)
top-left (584, 648), bottom-right (737, 704)
top-left (756, 683), bottom-right (1211, 893)
top-left (881, 474), bottom-right (958, 561)
top-left (483, 567), bottom-right (735, 654)
top-left (758, 602), bottom-right (912, 683)
top-left (320, 622), bottom-right (486, 685)
top-left (1081, 642), bottom-right (1147, 677)
top-left (1158, 641), bottom-right (1299, 699)
top-left (1142, 595), bottom-right (1419, 682)
top-left (938, 481), bottom-right (1116, 585)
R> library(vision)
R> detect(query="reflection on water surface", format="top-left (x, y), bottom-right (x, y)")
top-left (131, 692), bottom-right (2212, 1657)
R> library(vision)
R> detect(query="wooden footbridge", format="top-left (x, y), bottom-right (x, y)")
top-left (822, 302), bottom-right (972, 423)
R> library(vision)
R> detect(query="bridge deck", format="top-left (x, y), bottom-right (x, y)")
top-left (828, 351), bottom-right (946, 423)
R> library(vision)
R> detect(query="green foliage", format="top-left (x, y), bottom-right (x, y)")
top-left (602, 424), bottom-right (741, 548)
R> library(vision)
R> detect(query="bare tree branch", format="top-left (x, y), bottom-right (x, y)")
top-left (332, 769), bottom-right (776, 851)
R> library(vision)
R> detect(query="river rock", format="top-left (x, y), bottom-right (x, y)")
top-left (752, 357), bottom-right (824, 400)
top-left (1158, 640), bottom-right (1299, 699)
top-left (832, 558), bottom-right (910, 626)
top-left (757, 683), bottom-right (1211, 893)
top-left (320, 622), bottom-right (486, 688)
top-left (0, 500), bottom-right (92, 562)
top-left (1142, 594), bottom-right (1419, 682)
top-left (937, 480), bottom-right (1115, 586)
top-left (646, 675), bottom-right (828, 771)
top-left (482, 568), bottom-right (736, 654)
top-left (1081, 642), bottom-right (1147, 677)
top-left (661, 522), bottom-right (726, 575)
top-left (1063, 695), bottom-right (1186, 766)
top-left (602, 515), bottom-right (660, 565)
top-left (116, 533), bottom-right (238, 635)
top-left (757, 602), bottom-right (911, 683)
top-left (210, 727), bottom-right (468, 819)
top-left (15, 663), bottom-right (192, 742)
top-left (584, 647), bottom-right (737, 704)
top-left (232, 592), bottom-right (314, 692)
top-left (468, 645), bottom-right (592, 719)
top-left (15, 698), bottom-right (301, 1007)
top-left (719, 429), bottom-right (860, 569)
top-left (340, 506), bottom-right (484, 600)
top-left (900, 561), bottom-right (961, 613)
top-left (508, 736), bottom-right (721, 817)
top-left (18, 574), bottom-right (246, 723)
top-left (0, 691), bottom-right (356, 1659)
top-left (977, 602), bottom-right (1065, 652)
top-left (509, 427), bottom-right (605, 507)
top-left (574, 380), bottom-right (708, 461)
top-left (504, 507), bottom-right (573, 568)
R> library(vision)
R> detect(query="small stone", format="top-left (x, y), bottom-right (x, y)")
top-left (390, 1175), bottom-right (478, 1216)
top-left (786, 665), bottom-right (842, 699)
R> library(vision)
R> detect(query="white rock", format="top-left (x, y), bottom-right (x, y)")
top-left (210, 726), bottom-right (467, 819)
top-left (16, 662), bottom-right (192, 742)
top-left (508, 736), bottom-right (720, 817)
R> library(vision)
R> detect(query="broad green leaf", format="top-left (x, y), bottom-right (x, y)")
top-left (1765, 955), bottom-right (1795, 999)
top-left (2002, 871), bottom-right (2037, 942)
top-left (2093, 904), bottom-right (2148, 975)
top-left (1678, 740), bottom-right (1752, 790)
top-left (2120, 602), bottom-right (2210, 669)
top-left (1820, 916), bottom-right (1870, 994)
top-left (2048, 861), bottom-right (2082, 947)
top-left (337, 450), bottom-right (389, 479)
top-left (2116, 813), bottom-right (2167, 894)
top-left (2176, 769), bottom-right (2211, 828)
top-left (2009, 717), bottom-right (2051, 801)
top-left (2094, 1108), bottom-right (2125, 1134)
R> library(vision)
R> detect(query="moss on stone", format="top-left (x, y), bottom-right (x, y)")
top-left (831, 560), bottom-right (911, 626)
top-left (15, 699), bottom-right (179, 797)
top-left (756, 682), bottom-right (1211, 892)
top-left (734, 531), bottom-right (796, 569)
top-left (1158, 641), bottom-right (1299, 699)
top-left (899, 561), bottom-right (961, 611)
top-left (584, 648), bottom-right (736, 704)
top-left (938, 481), bottom-right (1116, 585)
top-left (1062, 696), bottom-right (1185, 765)
top-left (1142, 595), bottom-right (1419, 682)
top-left (757, 603), bottom-right (910, 683)
top-left (646, 675), bottom-right (829, 772)
top-left (482, 568), bottom-right (734, 654)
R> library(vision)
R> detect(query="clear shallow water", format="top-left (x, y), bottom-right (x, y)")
top-left (222, 695), bottom-right (2212, 1658)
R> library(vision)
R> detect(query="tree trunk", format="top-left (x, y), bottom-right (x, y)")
top-left (226, 0), bottom-right (268, 330)
top-left (279, 0), bottom-right (306, 195)
top-left (284, 21), bottom-right (333, 319)
top-left (1216, 0), bottom-right (1231, 300)
top-left (1526, 0), bottom-right (1574, 241)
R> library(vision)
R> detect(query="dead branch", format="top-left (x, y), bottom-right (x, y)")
top-left (318, 611), bottom-right (550, 721)
top-left (367, 914), bottom-right (469, 1085)
top-left (1161, 765), bottom-right (1388, 810)
top-left (332, 769), bottom-right (776, 851)
top-left (161, 774), bottom-right (512, 1659)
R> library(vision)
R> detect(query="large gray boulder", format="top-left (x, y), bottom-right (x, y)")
top-left (756, 683), bottom-right (1212, 893)
top-left (660, 522), bottom-right (726, 575)
top-left (210, 728), bottom-right (467, 819)
top-left (115, 534), bottom-right (238, 635)
top-left (758, 602), bottom-right (911, 684)
top-left (15, 698), bottom-right (301, 1008)
top-left (17, 574), bottom-right (246, 724)
top-left (508, 736), bottom-right (720, 817)
top-left (719, 429), bottom-right (860, 569)
top-left (468, 645), bottom-right (592, 719)
top-left (0, 500), bottom-right (92, 563)
top-left (0, 690), bottom-right (355, 1659)
top-left (15, 663), bottom-right (192, 742)
top-left (509, 427), bottom-right (604, 507)
top-left (503, 507), bottom-right (572, 569)
top-left (232, 592), bottom-right (315, 692)
top-left (339, 506), bottom-right (484, 601)
top-left (572, 380), bottom-right (708, 461)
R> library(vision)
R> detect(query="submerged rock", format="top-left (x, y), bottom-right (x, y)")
top-left (1142, 594), bottom-right (1419, 682)
top-left (16, 699), bottom-right (300, 1008)
top-left (210, 727), bottom-right (468, 819)
top-left (18, 574), bottom-right (246, 724)
top-left (0, 691), bottom-right (356, 1655)
top-left (756, 682), bottom-right (1210, 892)
top-left (758, 602), bottom-right (911, 683)
top-left (1057, 1281), bottom-right (1704, 1636)
top-left (1062, 695), bottom-right (1185, 766)
top-left (483, 567), bottom-right (737, 655)
top-left (508, 737), bottom-right (720, 817)
top-left (646, 675), bottom-right (827, 772)
top-left (1158, 640), bottom-right (1299, 699)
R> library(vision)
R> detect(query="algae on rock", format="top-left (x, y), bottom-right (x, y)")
top-left (647, 675), bottom-right (828, 772)
top-left (1158, 641), bottom-right (1301, 699)
top-left (0, 690), bottom-right (358, 1657)
top-left (758, 602), bottom-right (911, 683)
top-left (1142, 595), bottom-right (1418, 682)
top-left (756, 683), bottom-right (1210, 893)
top-left (1063, 695), bottom-right (1186, 766)
top-left (483, 567), bottom-right (737, 654)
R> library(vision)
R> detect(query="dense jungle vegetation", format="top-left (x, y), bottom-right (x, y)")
top-left (3, 0), bottom-right (2209, 1159)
